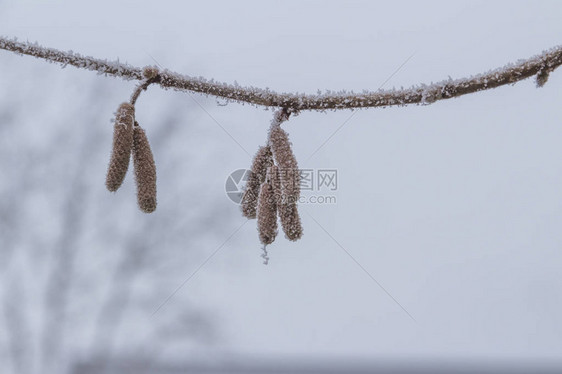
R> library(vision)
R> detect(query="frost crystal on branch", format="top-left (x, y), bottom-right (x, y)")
top-left (1, 37), bottom-right (561, 110)
top-left (143, 66), bottom-right (160, 80)
top-left (105, 103), bottom-right (135, 192)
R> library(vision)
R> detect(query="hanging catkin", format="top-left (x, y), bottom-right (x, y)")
top-left (132, 122), bottom-right (157, 213)
top-left (257, 182), bottom-right (278, 245)
top-left (268, 121), bottom-right (300, 203)
top-left (241, 145), bottom-right (273, 219)
top-left (269, 165), bottom-right (281, 204)
top-left (268, 111), bottom-right (303, 241)
top-left (278, 201), bottom-right (303, 241)
top-left (105, 102), bottom-right (135, 192)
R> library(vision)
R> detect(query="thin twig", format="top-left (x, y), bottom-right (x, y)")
top-left (130, 76), bottom-right (160, 105)
top-left (1, 37), bottom-right (560, 111)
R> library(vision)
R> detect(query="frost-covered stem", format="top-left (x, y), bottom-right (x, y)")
top-left (0, 37), bottom-right (143, 80)
top-left (270, 107), bottom-right (291, 129)
top-left (1, 36), bottom-right (561, 111)
top-left (130, 77), bottom-right (159, 105)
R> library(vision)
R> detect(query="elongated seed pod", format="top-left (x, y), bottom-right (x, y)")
top-left (269, 124), bottom-right (300, 202)
top-left (268, 112), bottom-right (303, 241)
top-left (241, 146), bottom-right (273, 219)
top-left (278, 201), bottom-right (303, 241)
top-left (271, 163), bottom-right (302, 240)
top-left (106, 103), bottom-right (135, 192)
top-left (132, 122), bottom-right (157, 213)
top-left (268, 165), bottom-right (282, 206)
top-left (257, 182), bottom-right (278, 245)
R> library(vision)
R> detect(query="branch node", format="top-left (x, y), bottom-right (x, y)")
top-left (142, 65), bottom-right (160, 80)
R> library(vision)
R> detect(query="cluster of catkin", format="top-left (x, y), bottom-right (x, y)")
top-left (105, 101), bottom-right (157, 213)
top-left (241, 109), bottom-right (303, 246)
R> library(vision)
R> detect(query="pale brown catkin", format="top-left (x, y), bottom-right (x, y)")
top-left (257, 182), bottom-right (278, 245)
top-left (270, 163), bottom-right (302, 241)
top-left (278, 201), bottom-right (303, 241)
top-left (269, 165), bottom-right (282, 206)
top-left (268, 113), bottom-right (303, 241)
top-left (268, 123), bottom-right (300, 202)
top-left (241, 146), bottom-right (273, 219)
top-left (105, 103), bottom-right (135, 192)
top-left (132, 122), bottom-right (157, 213)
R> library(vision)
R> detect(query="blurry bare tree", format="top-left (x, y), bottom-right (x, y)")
top-left (0, 62), bottom-right (234, 374)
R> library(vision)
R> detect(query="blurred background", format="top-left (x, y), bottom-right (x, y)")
top-left (1, 0), bottom-right (562, 373)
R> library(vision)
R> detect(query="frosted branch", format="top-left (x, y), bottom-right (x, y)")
top-left (1, 36), bottom-right (561, 111)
